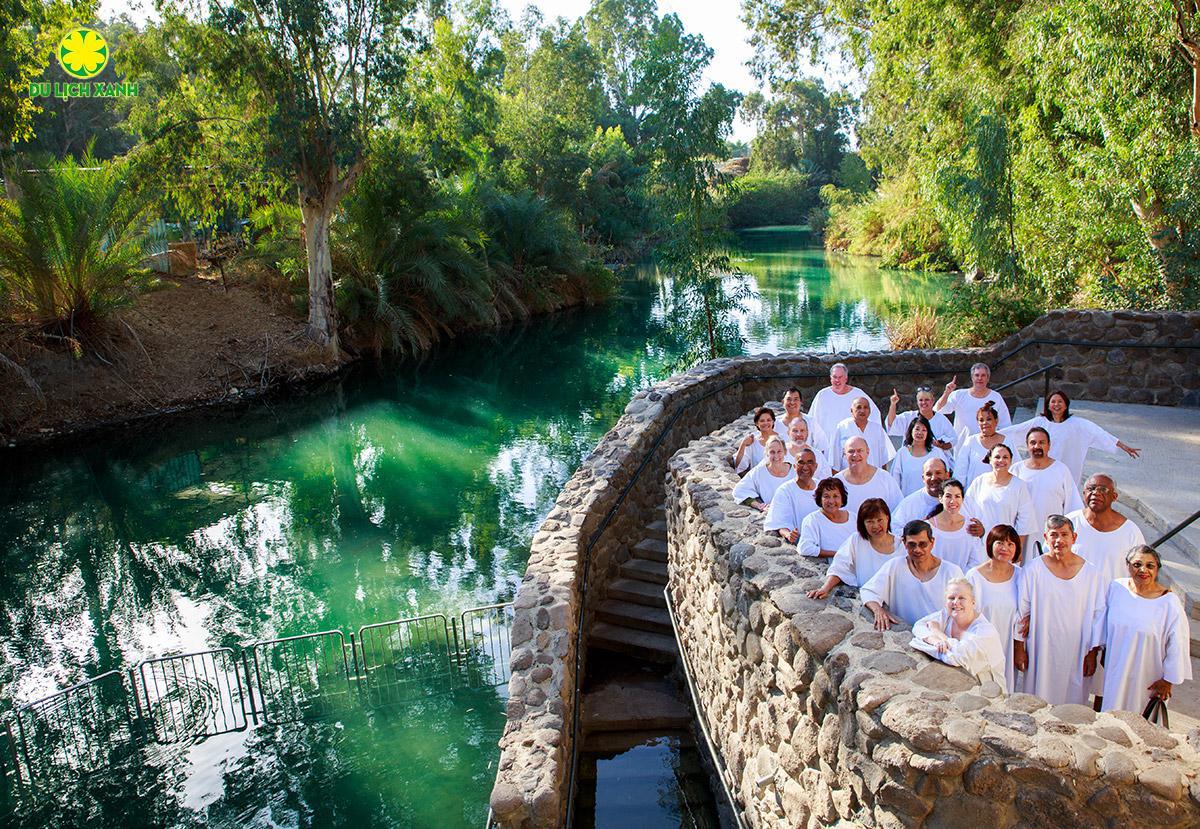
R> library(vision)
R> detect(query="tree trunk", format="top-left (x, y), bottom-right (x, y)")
top-left (1, 140), bottom-right (19, 202)
top-left (1130, 192), bottom-right (1190, 302)
top-left (300, 195), bottom-right (340, 355)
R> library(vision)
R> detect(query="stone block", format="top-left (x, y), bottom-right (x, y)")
top-left (1049, 703), bottom-right (1096, 725)
top-left (980, 709), bottom-right (1037, 736)
top-left (880, 698), bottom-right (947, 752)
top-left (912, 661), bottom-right (977, 693)
top-left (1014, 786), bottom-right (1085, 829)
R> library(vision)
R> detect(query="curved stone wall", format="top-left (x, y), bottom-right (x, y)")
top-left (488, 310), bottom-right (1200, 828)
top-left (666, 412), bottom-right (1200, 828)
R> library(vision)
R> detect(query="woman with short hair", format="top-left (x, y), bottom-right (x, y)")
top-left (733, 407), bottom-right (782, 473)
top-left (808, 499), bottom-right (903, 599)
top-left (910, 578), bottom-right (1007, 683)
top-left (889, 415), bottom-right (952, 496)
top-left (732, 436), bottom-right (793, 513)
top-left (965, 443), bottom-right (1034, 548)
top-left (966, 524), bottom-right (1022, 692)
top-left (797, 478), bottom-right (855, 559)
top-left (1100, 545), bottom-right (1192, 713)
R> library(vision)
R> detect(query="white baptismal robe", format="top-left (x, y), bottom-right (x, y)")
top-left (966, 475), bottom-right (1035, 537)
top-left (798, 510), bottom-right (856, 558)
top-left (764, 481), bottom-right (820, 533)
top-left (911, 610), bottom-right (1007, 683)
top-left (1100, 579), bottom-right (1192, 714)
top-left (889, 446), bottom-right (952, 496)
top-left (953, 434), bottom-right (1002, 489)
top-left (941, 388), bottom-right (1012, 438)
top-left (889, 409), bottom-right (958, 449)
top-left (861, 558), bottom-right (964, 627)
top-left (827, 533), bottom-right (904, 587)
top-left (784, 443), bottom-right (832, 482)
top-left (966, 564), bottom-right (1022, 692)
top-left (835, 467), bottom-right (903, 518)
top-left (830, 417), bottom-right (897, 471)
top-left (734, 434), bottom-right (782, 473)
top-left (778, 413), bottom-right (832, 457)
top-left (808, 386), bottom-right (882, 444)
top-left (1017, 557), bottom-right (1107, 705)
top-left (732, 461), bottom-right (794, 505)
top-left (1012, 460), bottom-right (1083, 556)
top-left (928, 519), bottom-right (986, 573)
top-left (1065, 510), bottom-right (1147, 585)
top-left (893, 489), bottom-right (983, 531)
top-left (1002, 415), bottom-right (1123, 483)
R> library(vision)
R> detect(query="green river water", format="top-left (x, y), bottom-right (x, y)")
top-left (0, 228), bottom-right (950, 828)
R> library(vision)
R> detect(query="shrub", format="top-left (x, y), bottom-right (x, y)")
top-left (722, 170), bottom-right (817, 229)
top-left (884, 307), bottom-right (941, 350)
top-left (822, 174), bottom-right (957, 271)
top-left (0, 154), bottom-right (156, 341)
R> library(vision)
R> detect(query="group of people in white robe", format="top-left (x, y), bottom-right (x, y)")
top-left (729, 362), bottom-right (1190, 716)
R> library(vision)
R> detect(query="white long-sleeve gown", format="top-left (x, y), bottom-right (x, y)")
top-left (1017, 557), bottom-right (1108, 705)
top-left (1100, 579), bottom-right (1192, 713)
top-left (888, 446), bottom-right (952, 496)
top-left (835, 467), bottom-right (903, 518)
top-left (966, 474), bottom-right (1035, 537)
top-left (830, 417), bottom-right (896, 471)
top-left (966, 564), bottom-right (1022, 692)
top-left (861, 558), bottom-right (965, 627)
top-left (764, 481), bottom-right (820, 534)
top-left (827, 534), bottom-right (904, 587)
top-left (1002, 415), bottom-right (1125, 483)
top-left (732, 461), bottom-right (793, 506)
top-left (928, 519), bottom-right (986, 573)
top-left (798, 510), bottom-right (856, 558)
top-left (940, 388), bottom-right (1011, 439)
top-left (1065, 510), bottom-right (1147, 584)
top-left (910, 610), bottom-right (1007, 684)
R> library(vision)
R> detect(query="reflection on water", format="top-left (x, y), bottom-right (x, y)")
top-left (0, 229), bottom-right (949, 826)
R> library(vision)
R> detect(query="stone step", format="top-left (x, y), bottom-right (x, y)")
top-left (631, 536), bottom-right (668, 563)
top-left (589, 622), bottom-right (677, 664)
top-left (596, 599), bottom-right (673, 634)
top-left (619, 558), bottom-right (668, 585)
top-left (607, 578), bottom-right (666, 608)
top-left (645, 520), bottom-right (668, 542)
top-left (581, 678), bottom-right (691, 733)
top-left (1192, 617), bottom-right (1200, 658)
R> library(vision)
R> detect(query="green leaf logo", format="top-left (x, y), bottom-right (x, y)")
top-left (58, 28), bottom-right (109, 80)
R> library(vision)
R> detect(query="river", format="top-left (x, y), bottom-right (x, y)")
top-left (0, 228), bottom-right (949, 827)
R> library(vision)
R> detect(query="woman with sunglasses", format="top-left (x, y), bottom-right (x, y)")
top-left (888, 415), bottom-right (952, 496)
top-left (887, 385), bottom-right (957, 451)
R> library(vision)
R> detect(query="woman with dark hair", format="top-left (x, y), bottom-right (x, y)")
top-left (1002, 389), bottom-right (1141, 483)
top-left (1100, 545), bottom-right (1192, 712)
top-left (952, 401), bottom-right (1007, 488)
top-left (797, 477), bottom-right (854, 559)
top-left (733, 407), bottom-right (782, 473)
top-left (809, 499), bottom-right (903, 599)
top-left (926, 480), bottom-right (985, 572)
top-left (966, 524), bottom-right (1022, 692)
top-left (888, 415), bottom-right (952, 497)
top-left (732, 436), bottom-right (793, 512)
top-left (965, 443), bottom-right (1034, 548)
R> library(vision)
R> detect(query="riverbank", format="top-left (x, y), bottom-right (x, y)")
top-left (0, 263), bottom-right (608, 447)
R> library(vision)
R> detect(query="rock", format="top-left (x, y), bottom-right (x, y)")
top-left (951, 692), bottom-right (989, 713)
top-left (1139, 766), bottom-right (1185, 801)
top-left (876, 782), bottom-right (933, 818)
top-left (1087, 785), bottom-right (1123, 818)
top-left (1006, 762), bottom-right (1072, 797)
top-left (489, 782), bottom-right (526, 820)
top-left (1004, 693), bottom-right (1048, 714)
top-left (1014, 786), bottom-right (1083, 828)
top-left (851, 631), bottom-right (885, 650)
top-left (965, 757), bottom-right (1016, 801)
top-left (981, 726), bottom-right (1033, 758)
top-left (1092, 725), bottom-right (1133, 747)
top-left (924, 793), bottom-right (1004, 829)
top-left (1030, 737), bottom-right (1072, 770)
top-left (912, 662), bottom-right (977, 693)
top-left (793, 611), bottom-right (853, 657)
top-left (1106, 709), bottom-right (1180, 750)
top-left (863, 651), bottom-right (917, 675)
top-left (1097, 750), bottom-right (1137, 786)
top-left (1049, 703), bottom-right (1096, 725)
top-left (881, 698), bottom-right (946, 751)
top-left (980, 709), bottom-right (1037, 736)
top-left (942, 718), bottom-right (983, 753)
top-left (909, 750), bottom-right (971, 776)
top-left (510, 648), bottom-right (534, 671)
top-left (858, 680), bottom-right (905, 713)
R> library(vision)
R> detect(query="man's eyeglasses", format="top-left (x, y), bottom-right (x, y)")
top-left (1083, 485), bottom-right (1114, 494)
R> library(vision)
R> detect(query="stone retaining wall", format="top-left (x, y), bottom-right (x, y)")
top-left (488, 310), bottom-right (1200, 828)
top-left (666, 412), bottom-right (1200, 828)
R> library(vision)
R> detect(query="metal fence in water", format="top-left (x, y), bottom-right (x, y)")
top-left (0, 601), bottom-right (512, 798)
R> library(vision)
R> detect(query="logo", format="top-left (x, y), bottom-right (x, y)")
top-left (58, 28), bottom-right (109, 80)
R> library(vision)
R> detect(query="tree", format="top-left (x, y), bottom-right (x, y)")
top-left (154, 0), bottom-right (419, 354)
top-left (742, 79), bottom-right (853, 181)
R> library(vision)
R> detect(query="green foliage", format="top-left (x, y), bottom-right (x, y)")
top-left (721, 170), bottom-right (816, 229)
top-left (743, 79), bottom-right (852, 182)
top-left (822, 174), bottom-right (957, 271)
top-left (936, 283), bottom-right (1043, 347)
top-left (0, 154), bottom-right (156, 338)
top-left (577, 127), bottom-right (650, 247)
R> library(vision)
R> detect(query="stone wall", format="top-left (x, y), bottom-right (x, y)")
top-left (488, 310), bottom-right (1200, 828)
top-left (666, 413), bottom-right (1200, 828)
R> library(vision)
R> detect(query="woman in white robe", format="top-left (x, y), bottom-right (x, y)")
top-left (1002, 390), bottom-right (1141, 483)
top-left (927, 480), bottom-right (986, 573)
top-left (765, 448), bottom-right (821, 543)
top-left (952, 401), bottom-right (1008, 489)
top-left (966, 524), bottom-right (1023, 692)
top-left (1100, 546), bottom-right (1192, 713)
top-left (888, 416), bottom-right (952, 496)
top-left (808, 498), bottom-right (903, 597)
top-left (798, 478), bottom-right (855, 558)
top-left (733, 407), bottom-right (784, 473)
top-left (911, 578), bottom-right (1007, 684)
top-left (732, 437), bottom-right (793, 512)
top-left (965, 444), bottom-right (1034, 547)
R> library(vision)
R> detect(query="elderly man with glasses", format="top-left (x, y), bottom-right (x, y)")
top-left (1066, 474), bottom-right (1146, 583)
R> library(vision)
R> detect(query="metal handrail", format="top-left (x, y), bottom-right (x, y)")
top-left (559, 333), bottom-right (1200, 825)
top-left (664, 587), bottom-right (748, 829)
top-left (1153, 509), bottom-right (1200, 549)
top-left (992, 360), bottom-right (1062, 399)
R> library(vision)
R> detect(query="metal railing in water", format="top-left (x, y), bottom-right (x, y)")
top-left (560, 335), bottom-right (1200, 826)
top-left (0, 601), bottom-right (513, 799)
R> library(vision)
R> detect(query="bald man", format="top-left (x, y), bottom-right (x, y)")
top-left (830, 396), bottom-right (896, 472)
top-left (835, 436), bottom-right (902, 517)
top-left (1065, 475), bottom-right (1146, 583)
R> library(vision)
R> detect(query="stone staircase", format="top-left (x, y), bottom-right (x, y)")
top-left (589, 518), bottom-right (678, 665)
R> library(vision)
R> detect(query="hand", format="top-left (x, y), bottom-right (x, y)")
top-left (890, 387), bottom-right (900, 406)
top-left (740, 434), bottom-right (754, 448)
top-left (1121, 443), bottom-right (1141, 459)
top-left (934, 439), bottom-right (954, 451)
top-left (755, 501), bottom-right (768, 513)
top-left (873, 607), bottom-right (901, 631)
top-left (781, 528), bottom-right (800, 544)
top-left (966, 518), bottom-right (984, 538)
top-left (1149, 678), bottom-right (1173, 701)
top-left (1083, 648), bottom-right (1099, 678)
top-left (807, 585), bottom-right (831, 600)
top-left (945, 376), bottom-right (957, 393)
top-left (1017, 614), bottom-right (1030, 638)
top-left (1013, 641), bottom-right (1028, 672)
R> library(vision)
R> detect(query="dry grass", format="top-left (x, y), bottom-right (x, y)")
top-left (885, 307), bottom-right (942, 350)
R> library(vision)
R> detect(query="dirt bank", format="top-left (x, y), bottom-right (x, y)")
top-left (0, 272), bottom-right (345, 445)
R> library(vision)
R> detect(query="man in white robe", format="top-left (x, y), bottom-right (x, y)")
top-left (934, 362), bottom-right (1011, 440)
top-left (887, 386), bottom-right (957, 451)
top-left (834, 437), bottom-right (903, 516)
top-left (808, 363), bottom-right (882, 443)
top-left (1013, 515), bottom-right (1107, 705)
top-left (861, 519), bottom-right (964, 629)
top-left (776, 387), bottom-right (831, 456)
top-left (1066, 474), bottom-right (1146, 583)
top-left (893, 457), bottom-right (986, 537)
top-left (765, 449), bottom-right (821, 543)
top-left (1012, 428), bottom-right (1083, 558)
top-left (831, 396), bottom-right (896, 471)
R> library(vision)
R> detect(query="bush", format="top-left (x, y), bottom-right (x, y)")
top-left (722, 170), bottom-right (817, 229)
top-left (822, 174), bottom-right (957, 271)
top-left (0, 155), bottom-right (156, 342)
top-left (884, 307), bottom-right (941, 350)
